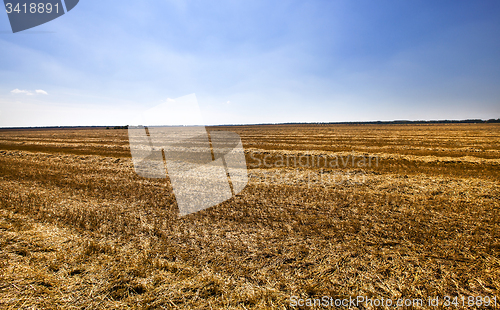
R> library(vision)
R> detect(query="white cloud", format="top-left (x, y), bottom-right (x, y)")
top-left (11, 89), bottom-right (33, 95)
top-left (10, 89), bottom-right (48, 95)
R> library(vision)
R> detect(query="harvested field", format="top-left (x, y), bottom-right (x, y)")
top-left (0, 124), bottom-right (499, 309)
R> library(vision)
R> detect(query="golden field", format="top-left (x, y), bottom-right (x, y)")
top-left (0, 124), bottom-right (499, 309)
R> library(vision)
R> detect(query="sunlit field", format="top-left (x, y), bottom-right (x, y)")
top-left (1, 124), bottom-right (499, 309)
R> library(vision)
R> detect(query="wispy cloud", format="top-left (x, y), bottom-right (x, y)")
top-left (11, 89), bottom-right (33, 95)
top-left (10, 89), bottom-right (48, 95)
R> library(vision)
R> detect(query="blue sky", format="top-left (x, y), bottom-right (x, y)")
top-left (1, 0), bottom-right (499, 127)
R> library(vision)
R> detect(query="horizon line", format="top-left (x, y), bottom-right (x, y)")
top-left (1, 118), bottom-right (500, 130)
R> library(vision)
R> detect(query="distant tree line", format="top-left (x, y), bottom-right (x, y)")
top-left (3, 120), bottom-right (500, 131)
top-left (256, 119), bottom-right (500, 126)
top-left (106, 125), bottom-right (129, 129)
